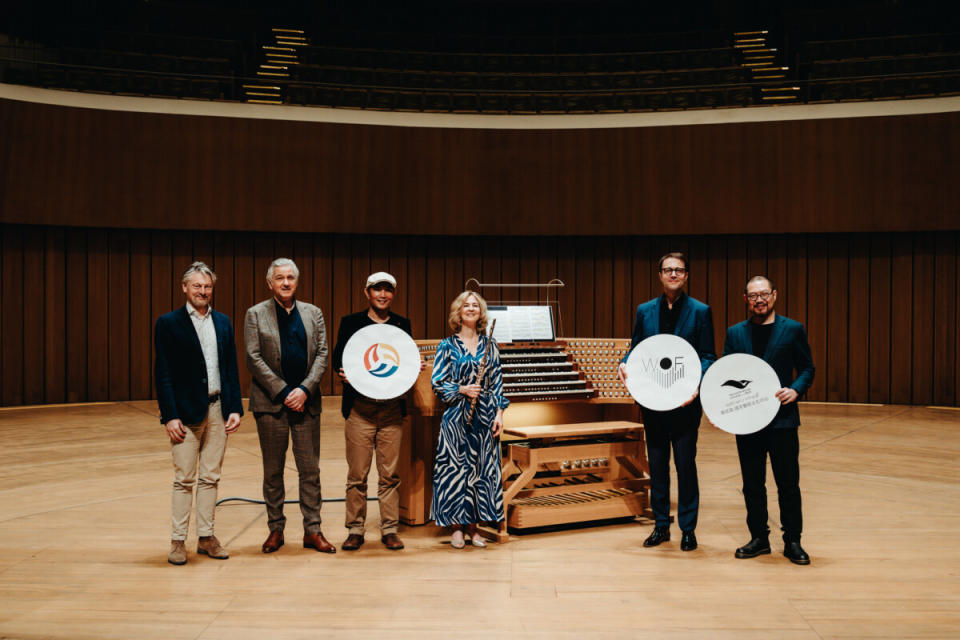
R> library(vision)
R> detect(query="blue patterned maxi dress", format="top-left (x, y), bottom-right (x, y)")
top-left (430, 334), bottom-right (510, 527)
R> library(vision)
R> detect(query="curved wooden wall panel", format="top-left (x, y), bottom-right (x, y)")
top-left (1, 224), bottom-right (958, 408)
top-left (0, 98), bottom-right (958, 236)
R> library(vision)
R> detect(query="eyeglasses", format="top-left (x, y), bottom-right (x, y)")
top-left (660, 267), bottom-right (687, 276)
top-left (746, 291), bottom-right (773, 302)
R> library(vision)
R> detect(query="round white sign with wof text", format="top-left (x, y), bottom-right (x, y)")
top-left (342, 324), bottom-right (422, 401)
top-left (700, 353), bottom-right (782, 434)
top-left (624, 334), bottom-right (701, 411)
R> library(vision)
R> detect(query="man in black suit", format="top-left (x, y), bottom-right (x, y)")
top-left (155, 262), bottom-right (243, 565)
top-left (618, 252), bottom-right (716, 552)
top-left (721, 275), bottom-right (815, 565)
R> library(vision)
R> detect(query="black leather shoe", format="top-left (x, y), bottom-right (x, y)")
top-left (341, 534), bottom-right (364, 551)
top-left (783, 541), bottom-right (810, 565)
top-left (735, 537), bottom-right (771, 559)
top-left (643, 526), bottom-right (670, 547)
top-left (680, 531), bottom-right (697, 551)
top-left (381, 533), bottom-right (405, 550)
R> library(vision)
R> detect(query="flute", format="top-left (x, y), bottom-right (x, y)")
top-left (465, 319), bottom-right (496, 423)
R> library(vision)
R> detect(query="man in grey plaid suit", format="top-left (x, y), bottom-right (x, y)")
top-left (244, 258), bottom-right (334, 554)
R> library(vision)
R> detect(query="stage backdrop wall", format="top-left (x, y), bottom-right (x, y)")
top-left (1, 224), bottom-right (957, 408)
top-left (0, 97), bottom-right (958, 236)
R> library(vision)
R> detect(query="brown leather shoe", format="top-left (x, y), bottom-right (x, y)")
top-left (381, 533), bottom-right (405, 550)
top-left (341, 534), bottom-right (365, 551)
top-left (168, 539), bottom-right (187, 565)
top-left (303, 531), bottom-right (336, 553)
top-left (197, 535), bottom-right (229, 559)
top-left (261, 530), bottom-right (285, 554)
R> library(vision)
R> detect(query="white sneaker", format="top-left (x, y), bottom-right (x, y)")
top-left (470, 535), bottom-right (487, 548)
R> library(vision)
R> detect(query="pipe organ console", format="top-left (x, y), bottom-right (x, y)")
top-left (400, 338), bottom-right (651, 539)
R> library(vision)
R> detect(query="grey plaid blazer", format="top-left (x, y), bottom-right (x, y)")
top-left (244, 299), bottom-right (328, 415)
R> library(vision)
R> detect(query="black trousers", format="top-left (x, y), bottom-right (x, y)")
top-left (641, 402), bottom-right (701, 532)
top-left (735, 425), bottom-right (802, 542)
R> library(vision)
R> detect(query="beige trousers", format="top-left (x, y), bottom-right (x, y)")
top-left (170, 400), bottom-right (227, 540)
top-left (344, 398), bottom-right (403, 535)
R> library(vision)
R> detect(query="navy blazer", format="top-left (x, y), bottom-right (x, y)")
top-left (627, 294), bottom-right (717, 377)
top-left (722, 314), bottom-right (815, 429)
top-left (154, 306), bottom-right (244, 425)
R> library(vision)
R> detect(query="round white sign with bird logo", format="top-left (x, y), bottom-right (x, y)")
top-left (700, 353), bottom-right (782, 434)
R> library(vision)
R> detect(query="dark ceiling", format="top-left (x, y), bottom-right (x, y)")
top-left (1, 0), bottom-right (956, 50)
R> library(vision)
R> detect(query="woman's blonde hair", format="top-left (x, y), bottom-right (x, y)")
top-left (448, 290), bottom-right (488, 334)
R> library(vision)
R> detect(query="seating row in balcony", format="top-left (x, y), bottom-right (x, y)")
top-left (290, 65), bottom-right (747, 92)
top-left (54, 27), bottom-right (244, 62)
top-left (284, 84), bottom-right (753, 113)
top-left (299, 46), bottom-right (739, 75)
top-left (13, 63), bottom-right (957, 111)
top-left (805, 53), bottom-right (960, 80)
top-left (312, 29), bottom-right (732, 55)
top-left (801, 33), bottom-right (960, 63)
top-left (805, 73), bottom-right (960, 102)
top-left (1, 65), bottom-right (237, 101)
top-left (61, 47), bottom-right (233, 77)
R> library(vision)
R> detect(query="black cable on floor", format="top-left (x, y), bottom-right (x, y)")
top-left (217, 496), bottom-right (377, 506)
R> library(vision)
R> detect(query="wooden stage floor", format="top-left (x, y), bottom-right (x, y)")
top-left (0, 399), bottom-right (958, 639)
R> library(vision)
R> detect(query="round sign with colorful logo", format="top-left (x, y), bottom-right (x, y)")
top-left (624, 334), bottom-right (701, 411)
top-left (342, 324), bottom-right (422, 400)
top-left (700, 353), bottom-right (782, 435)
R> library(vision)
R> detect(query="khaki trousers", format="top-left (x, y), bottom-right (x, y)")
top-left (344, 398), bottom-right (403, 535)
top-left (170, 399), bottom-right (227, 540)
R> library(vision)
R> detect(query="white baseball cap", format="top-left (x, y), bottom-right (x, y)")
top-left (366, 271), bottom-right (397, 288)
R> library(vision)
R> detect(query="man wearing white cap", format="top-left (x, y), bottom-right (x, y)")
top-left (331, 272), bottom-right (424, 551)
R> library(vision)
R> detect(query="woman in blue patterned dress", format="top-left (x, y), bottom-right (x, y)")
top-left (431, 291), bottom-right (509, 549)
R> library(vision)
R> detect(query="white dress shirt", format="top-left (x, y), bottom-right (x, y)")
top-left (187, 302), bottom-right (221, 395)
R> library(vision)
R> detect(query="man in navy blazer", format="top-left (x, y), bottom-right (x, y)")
top-left (721, 275), bottom-right (815, 565)
top-left (155, 262), bottom-right (243, 565)
top-left (618, 252), bottom-right (716, 552)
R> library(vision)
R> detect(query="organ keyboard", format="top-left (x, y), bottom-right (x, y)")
top-left (400, 337), bottom-right (651, 539)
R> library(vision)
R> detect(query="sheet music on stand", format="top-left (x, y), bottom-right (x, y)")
top-left (463, 278), bottom-right (565, 339)
top-left (486, 306), bottom-right (555, 343)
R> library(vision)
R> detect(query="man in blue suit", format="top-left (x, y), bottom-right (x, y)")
top-left (155, 262), bottom-right (243, 565)
top-left (721, 275), bottom-right (815, 565)
top-left (618, 252), bottom-right (715, 552)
